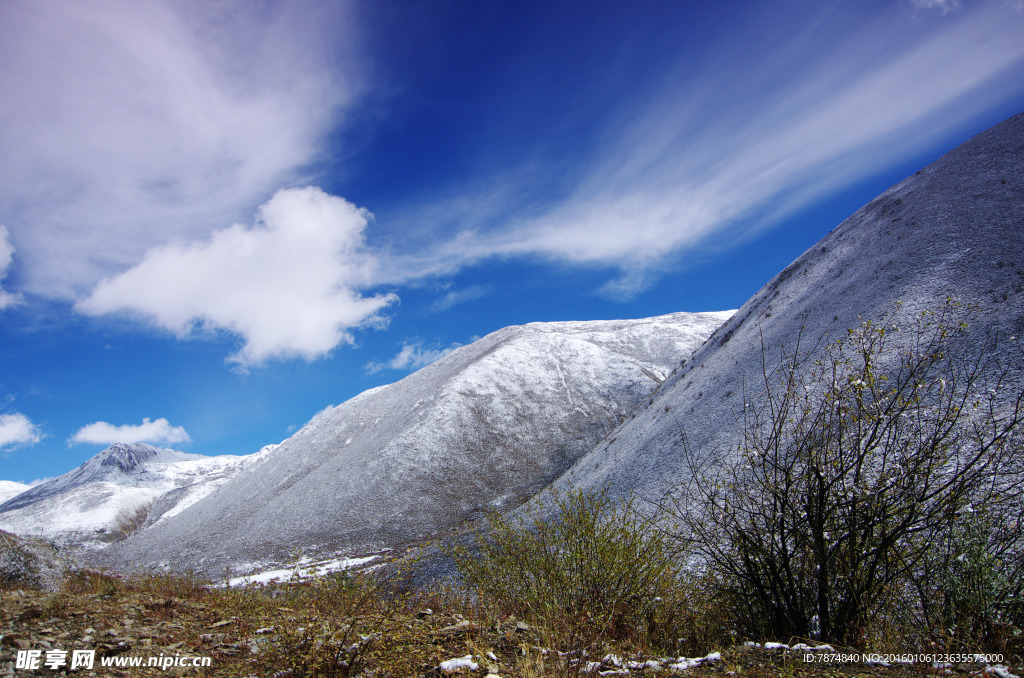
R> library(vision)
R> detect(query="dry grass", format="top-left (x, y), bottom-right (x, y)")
top-left (2, 565), bottom-right (1019, 677)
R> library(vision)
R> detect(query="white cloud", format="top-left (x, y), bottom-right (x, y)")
top-left (911, 0), bottom-right (961, 13)
top-left (3, 0), bottom-right (1021, 335)
top-left (0, 0), bottom-right (358, 300)
top-left (0, 413), bottom-right (41, 449)
top-left (378, 2), bottom-right (1024, 297)
top-left (430, 285), bottom-right (488, 312)
top-left (0, 226), bottom-right (22, 309)
top-left (366, 341), bottom-right (462, 374)
top-left (78, 188), bottom-right (398, 366)
top-left (69, 417), bottom-right (190, 446)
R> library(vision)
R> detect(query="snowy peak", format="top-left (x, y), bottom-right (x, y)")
top-left (94, 442), bottom-right (161, 474)
top-left (0, 443), bottom-right (186, 513)
top-left (0, 442), bottom-right (258, 548)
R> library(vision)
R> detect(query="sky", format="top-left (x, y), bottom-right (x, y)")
top-left (2, 0), bottom-right (1024, 484)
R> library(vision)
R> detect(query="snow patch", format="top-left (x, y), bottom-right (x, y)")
top-left (226, 554), bottom-right (379, 587)
top-left (439, 655), bottom-right (478, 672)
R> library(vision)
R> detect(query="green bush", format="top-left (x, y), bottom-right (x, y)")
top-left (454, 486), bottom-right (685, 654)
top-left (909, 503), bottom-right (1024, 656)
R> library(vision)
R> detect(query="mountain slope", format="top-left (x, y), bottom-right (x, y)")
top-left (95, 312), bottom-right (730, 576)
top-left (555, 110), bottom-right (1024, 501)
top-left (0, 443), bottom-right (258, 548)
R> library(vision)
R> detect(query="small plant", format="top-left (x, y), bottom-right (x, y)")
top-left (260, 619), bottom-right (379, 678)
top-left (910, 503), bottom-right (1024, 656)
top-left (253, 571), bottom-right (405, 678)
top-left (61, 569), bottom-right (125, 597)
top-left (453, 486), bottom-right (684, 657)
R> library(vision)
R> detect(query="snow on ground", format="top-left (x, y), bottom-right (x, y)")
top-left (575, 651), bottom-right (722, 674)
top-left (436, 650), bottom-right (722, 675)
top-left (226, 554), bottom-right (381, 587)
top-left (438, 655), bottom-right (478, 672)
top-left (666, 651), bottom-right (721, 672)
top-left (744, 641), bottom-right (835, 652)
top-left (0, 483), bottom-right (165, 540)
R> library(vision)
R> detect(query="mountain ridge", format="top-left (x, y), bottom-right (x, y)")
top-left (0, 442), bottom-right (258, 548)
top-left (91, 311), bottom-right (731, 576)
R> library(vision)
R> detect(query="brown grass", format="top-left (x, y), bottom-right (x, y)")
top-left (2, 565), bottom-right (1018, 677)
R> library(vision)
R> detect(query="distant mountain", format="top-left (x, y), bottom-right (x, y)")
top-left (94, 312), bottom-right (731, 576)
top-left (0, 442), bottom-right (258, 549)
top-left (555, 111), bottom-right (1024, 502)
top-left (0, 480), bottom-right (29, 505)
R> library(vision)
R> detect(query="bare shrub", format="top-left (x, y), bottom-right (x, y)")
top-left (665, 301), bottom-right (1024, 648)
top-left (255, 571), bottom-right (408, 678)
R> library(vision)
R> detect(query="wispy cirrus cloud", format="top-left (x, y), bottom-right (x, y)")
top-left (0, 226), bottom-right (22, 310)
top-left (69, 417), bottom-right (190, 446)
top-left (0, 0), bottom-right (359, 300)
top-left (377, 1), bottom-right (1024, 296)
top-left (365, 341), bottom-right (462, 374)
top-left (430, 285), bottom-right (489, 313)
top-left (911, 0), bottom-right (961, 14)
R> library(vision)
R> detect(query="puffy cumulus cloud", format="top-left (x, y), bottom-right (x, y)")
top-left (0, 0), bottom-right (358, 300)
top-left (78, 188), bottom-right (398, 366)
top-left (0, 413), bottom-right (42, 449)
top-left (69, 417), bottom-right (190, 446)
top-left (0, 226), bottom-right (22, 309)
top-left (366, 341), bottom-right (462, 374)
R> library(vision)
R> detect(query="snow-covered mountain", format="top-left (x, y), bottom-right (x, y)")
top-left (0, 442), bottom-right (259, 549)
top-left (554, 110), bottom-right (1024, 502)
top-left (93, 312), bottom-right (731, 576)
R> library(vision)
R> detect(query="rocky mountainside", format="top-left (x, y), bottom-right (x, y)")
top-left (0, 528), bottom-right (67, 590)
top-left (0, 443), bottom-right (259, 549)
top-left (93, 312), bottom-right (731, 576)
top-left (555, 111), bottom-right (1024, 502)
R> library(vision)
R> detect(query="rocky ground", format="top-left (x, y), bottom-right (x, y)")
top-left (1, 570), bottom-right (1018, 678)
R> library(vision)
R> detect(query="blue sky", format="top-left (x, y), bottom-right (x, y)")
top-left (2, 0), bottom-right (1024, 483)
